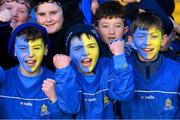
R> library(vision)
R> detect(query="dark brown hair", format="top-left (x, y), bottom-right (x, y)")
top-left (130, 12), bottom-right (164, 35)
top-left (94, 1), bottom-right (126, 26)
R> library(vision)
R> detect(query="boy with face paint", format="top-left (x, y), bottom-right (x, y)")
top-left (118, 12), bottom-right (180, 119)
top-left (53, 24), bottom-right (134, 119)
top-left (0, 23), bottom-right (69, 119)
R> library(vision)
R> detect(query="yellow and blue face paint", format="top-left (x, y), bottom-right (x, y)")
top-left (133, 27), bottom-right (162, 61)
top-left (70, 33), bottom-right (99, 74)
top-left (15, 36), bottom-right (45, 74)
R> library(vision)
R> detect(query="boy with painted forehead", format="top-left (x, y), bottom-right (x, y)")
top-left (53, 24), bottom-right (134, 119)
top-left (0, 23), bottom-right (68, 119)
top-left (119, 12), bottom-right (180, 119)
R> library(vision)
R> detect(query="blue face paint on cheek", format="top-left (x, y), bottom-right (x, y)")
top-left (133, 27), bottom-right (149, 59)
top-left (70, 37), bottom-right (89, 72)
top-left (15, 36), bottom-right (32, 72)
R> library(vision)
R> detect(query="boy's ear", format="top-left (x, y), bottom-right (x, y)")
top-left (160, 34), bottom-right (170, 51)
top-left (128, 35), bottom-right (133, 42)
top-left (123, 26), bottom-right (129, 35)
top-left (14, 51), bottom-right (16, 56)
top-left (161, 34), bottom-right (169, 47)
top-left (95, 26), bottom-right (98, 32)
top-left (44, 45), bottom-right (48, 56)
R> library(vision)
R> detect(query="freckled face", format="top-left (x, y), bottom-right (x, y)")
top-left (133, 27), bottom-right (162, 61)
top-left (70, 33), bottom-right (99, 74)
top-left (14, 36), bottom-right (46, 75)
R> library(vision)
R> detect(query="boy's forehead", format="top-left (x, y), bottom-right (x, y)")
top-left (100, 17), bottom-right (124, 22)
top-left (70, 34), bottom-right (97, 45)
top-left (135, 26), bottom-right (162, 34)
top-left (35, 1), bottom-right (62, 8)
top-left (15, 36), bottom-right (44, 44)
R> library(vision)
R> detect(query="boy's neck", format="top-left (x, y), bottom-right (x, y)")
top-left (138, 54), bottom-right (159, 62)
top-left (19, 66), bottom-right (42, 77)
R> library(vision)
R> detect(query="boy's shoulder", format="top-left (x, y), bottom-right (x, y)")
top-left (163, 55), bottom-right (180, 67)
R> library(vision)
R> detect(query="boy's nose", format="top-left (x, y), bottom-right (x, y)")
top-left (109, 27), bottom-right (115, 34)
top-left (11, 9), bottom-right (18, 17)
top-left (46, 14), bottom-right (52, 22)
top-left (28, 48), bottom-right (34, 57)
top-left (83, 48), bottom-right (90, 56)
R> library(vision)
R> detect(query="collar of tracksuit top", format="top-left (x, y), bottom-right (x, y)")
top-left (133, 53), bottom-right (163, 80)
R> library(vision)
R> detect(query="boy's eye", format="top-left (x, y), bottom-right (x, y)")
top-left (115, 24), bottom-right (122, 27)
top-left (102, 25), bottom-right (108, 28)
top-left (73, 46), bottom-right (82, 51)
top-left (51, 11), bottom-right (57, 15)
top-left (37, 13), bottom-right (45, 16)
top-left (18, 9), bottom-right (26, 14)
top-left (138, 35), bottom-right (145, 39)
top-left (151, 35), bottom-right (158, 39)
top-left (33, 47), bottom-right (41, 50)
top-left (6, 7), bottom-right (12, 10)
top-left (19, 47), bottom-right (26, 50)
top-left (88, 45), bottom-right (96, 48)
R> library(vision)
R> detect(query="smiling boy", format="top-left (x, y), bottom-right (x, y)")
top-left (53, 24), bottom-right (134, 119)
top-left (119, 12), bottom-right (180, 119)
top-left (0, 23), bottom-right (64, 119)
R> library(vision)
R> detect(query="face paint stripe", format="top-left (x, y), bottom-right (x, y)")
top-left (80, 33), bottom-right (99, 73)
top-left (133, 27), bottom-right (163, 61)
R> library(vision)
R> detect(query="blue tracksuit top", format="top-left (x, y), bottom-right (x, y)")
top-left (55, 54), bottom-right (134, 119)
top-left (119, 54), bottom-right (180, 119)
top-left (0, 65), bottom-right (68, 119)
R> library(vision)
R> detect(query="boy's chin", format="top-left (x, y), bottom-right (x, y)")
top-left (79, 68), bottom-right (94, 75)
top-left (139, 55), bottom-right (158, 62)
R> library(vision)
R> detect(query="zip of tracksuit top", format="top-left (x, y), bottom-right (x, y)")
top-left (134, 54), bottom-right (162, 80)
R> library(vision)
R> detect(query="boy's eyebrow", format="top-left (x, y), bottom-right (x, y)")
top-left (139, 27), bottom-right (148, 31)
top-left (31, 44), bottom-right (42, 47)
top-left (6, 0), bottom-right (30, 9)
top-left (87, 43), bottom-right (97, 46)
top-left (17, 45), bottom-right (27, 47)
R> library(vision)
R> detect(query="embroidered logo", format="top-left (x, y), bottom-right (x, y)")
top-left (41, 104), bottom-right (47, 113)
top-left (104, 96), bottom-right (109, 106)
top-left (40, 104), bottom-right (50, 116)
top-left (163, 98), bottom-right (174, 110)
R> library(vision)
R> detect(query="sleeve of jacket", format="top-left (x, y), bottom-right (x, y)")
top-left (0, 66), bottom-right (5, 84)
top-left (108, 54), bottom-right (134, 101)
top-left (55, 65), bottom-right (82, 114)
top-left (138, 0), bottom-right (173, 35)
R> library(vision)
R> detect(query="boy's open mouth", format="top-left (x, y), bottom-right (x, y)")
top-left (25, 60), bottom-right (36, 67)
top-left (142, 48), bottom-right (154, 53)
top-left (81, 58), bottom-right (92, 67)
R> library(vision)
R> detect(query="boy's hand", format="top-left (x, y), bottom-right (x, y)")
top-left (42, 79), bottom-right (57, 103)
top-left (53, 54), bottom-right (71, 69)
top-left (109, 38), bottom-right (125, 56)
top-left (0, 9), bottom-right (11, 22)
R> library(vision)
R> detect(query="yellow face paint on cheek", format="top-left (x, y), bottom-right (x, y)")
top-left (81, 33), bottom-right (99, 72)
top-left (28, 38), bottom-right (45, 72)
top-left (147, 27), bottom-right (162, 60)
